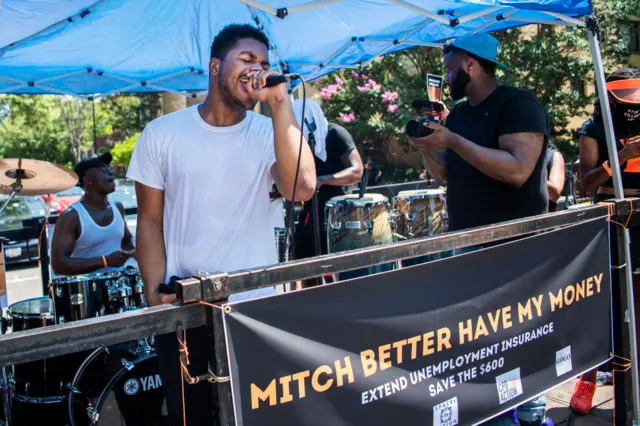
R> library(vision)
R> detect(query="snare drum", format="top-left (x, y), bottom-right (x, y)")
top-left (325, 194), bottom-right (394, 279)
top-left (393, 188), bottom-right (448, 239)
top-left (51, 273), bottom-right (117, 323)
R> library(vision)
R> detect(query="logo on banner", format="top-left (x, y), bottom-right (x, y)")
top-left (556, 346), bottom-right (573, 377)
top-left (433, 397), bottom-right (459, 426)
top-left (496, 368), bottom-right (523, 404)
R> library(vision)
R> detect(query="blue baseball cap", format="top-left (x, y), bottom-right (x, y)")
top-left (448, 33), bottom-right (508, 70)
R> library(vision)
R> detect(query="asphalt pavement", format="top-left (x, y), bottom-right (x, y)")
top-left (4, 262), bottom-right (43, 307)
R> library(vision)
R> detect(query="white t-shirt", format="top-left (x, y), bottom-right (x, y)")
top-left (126, 105), bottom-right (278, 293)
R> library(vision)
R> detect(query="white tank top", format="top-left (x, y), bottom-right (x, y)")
top-left (70, 198), bottom-right (124, 273)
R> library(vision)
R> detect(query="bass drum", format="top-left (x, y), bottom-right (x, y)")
top-left (69, 342), bottom-right (165, 426)
top-left (5, 297), bottom-right (84, 426)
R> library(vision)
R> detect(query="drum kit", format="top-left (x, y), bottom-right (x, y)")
top-left (324, 186), bottom-right (449, 275)
top-left (0, 159), bottom-right (164, 426)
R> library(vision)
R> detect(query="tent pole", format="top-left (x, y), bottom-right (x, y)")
top-left (92, 99), bottom-right (97, 156)
top-left (587, 18), bottom-right (640, 423)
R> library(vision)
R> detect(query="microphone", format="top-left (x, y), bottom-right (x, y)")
top-left (265, 74), bottom-right (300, 87)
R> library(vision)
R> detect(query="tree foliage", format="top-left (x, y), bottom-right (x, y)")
top-left (0, 95), bottom-right (75, 167)
top-left (314, 0), bottom-right (637, 179)
top-left (312, 51), bottom-right (443, 182)
top-left (95, 94), bottom-right (161, 143)
top-left (111, 132), bottom-right (139, 170)
top-left (0, 93), bottom-right (160, 170)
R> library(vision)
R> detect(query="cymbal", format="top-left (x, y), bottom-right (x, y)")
top-left (0, 159), bottom-right (78, 196)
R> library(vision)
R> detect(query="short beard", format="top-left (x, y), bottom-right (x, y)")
top-left (449, 68), bottom-right (470, 101)
top-left (218, 69), bottom-right (256, 111)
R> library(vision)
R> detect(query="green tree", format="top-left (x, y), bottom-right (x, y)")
top-left (111, 132), bottom-right (139, 172)
top-left (0, 95), bottom-right (75, 167)
top-left (95, 94), bottom-right (161, 143)
top-left (312, 51), bottom-right (442, 182)
top-left (496, 0), bottom-right (639, 161)
top-left (315, 0), bottom-right (636, 178)
top-left (56, 96), bottom-right (93, 163)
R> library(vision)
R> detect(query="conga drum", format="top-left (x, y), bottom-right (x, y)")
top-left (325, 194), bottom-right (394, 280)
top-left (393, 188), bottom-right (452, 267)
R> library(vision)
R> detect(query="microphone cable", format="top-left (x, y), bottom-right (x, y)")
top-left (283, 74), bottom-right (305, 260)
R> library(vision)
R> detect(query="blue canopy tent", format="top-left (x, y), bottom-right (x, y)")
top-left (1, 0), bottom-right (591, 98)
top-left (1, 0), bottom-right (638, 423)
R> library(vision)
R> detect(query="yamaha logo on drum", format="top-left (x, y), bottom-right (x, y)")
top-left (124, 378), bottom-right (141, 396)
top-left (123, 374), bottom-right (163, 396)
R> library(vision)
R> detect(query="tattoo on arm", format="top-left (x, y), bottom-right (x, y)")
top-left (429, 149), bottom-right (447, 166)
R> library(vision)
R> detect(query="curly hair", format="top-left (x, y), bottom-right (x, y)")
top-left (210, 24), bottom-right (269, 61)
top-left (606, 67), bottom-right (640, 82)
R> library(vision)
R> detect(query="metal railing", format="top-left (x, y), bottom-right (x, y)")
top-left (1, 201), bottom-right (634, 425)
top-left (0, 203), bottom-right (608, 366)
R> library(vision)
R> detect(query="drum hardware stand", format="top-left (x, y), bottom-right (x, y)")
top-left (365, 206), bottom-right (374, 234)
top-left (0, 160), bottom-right (25, 217)
top-left (301, 120), bottom-right (324, 286)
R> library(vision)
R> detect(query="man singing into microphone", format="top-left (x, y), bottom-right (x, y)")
top-left (127, 24), bottom-right (316, 425)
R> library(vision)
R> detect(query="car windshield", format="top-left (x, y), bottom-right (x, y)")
top-left (55, 186), bottom-right (84, 197)
top-left (110, 180), bottom-right (137, 209)
top-left (0, 196), bottom-right (47, 231)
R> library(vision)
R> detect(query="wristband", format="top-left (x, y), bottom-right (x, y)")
top-left (602, 160), bottom-right (612, 176)
top-left (102, 255), bottom-right (108, 268)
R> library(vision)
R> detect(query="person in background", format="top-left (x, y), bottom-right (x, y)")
top-left (292, 98), bottom-right (364, 287)
top-left (545, 142), bottom-right (565, 212)
top-left (413, 32), bottom-right (551, 426)
top-left (366, 163), bottom-right (383, 187)
top-left (415, 33), bottom-right (549, 234)
top-left (51, 152), bottom-right (135, 277)
top-left (574, 67), bottom-right (640, 414)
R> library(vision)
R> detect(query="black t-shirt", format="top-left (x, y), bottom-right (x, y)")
top-left (444, 85), bottom-right (549, 231)
top-left (295, 123), bottom-right (357, 258)
top-left (577, 116), bottom-right (640, 189)
top-left (312, 123), bottom-right (357, 208)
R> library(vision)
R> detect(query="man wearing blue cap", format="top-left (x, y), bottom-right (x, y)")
top-left (414, 32), bottom-right (549, 233)
top-left (412, 33), bottom-right (551, 426)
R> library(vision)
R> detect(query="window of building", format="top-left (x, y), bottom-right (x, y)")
top-left (630, 22), bottom-right (639, 53)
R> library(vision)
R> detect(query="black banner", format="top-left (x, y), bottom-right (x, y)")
top-left (224, 218), bottom-right (612, 426)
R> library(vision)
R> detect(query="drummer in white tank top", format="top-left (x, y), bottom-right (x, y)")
top-left (51, 153), bottom-right (135, 276)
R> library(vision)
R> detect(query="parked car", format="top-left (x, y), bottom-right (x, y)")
top-left (0, 196), bottom-right (48, 265)
top-left (42, 186), bottom-right (84, 214)
top-left (110, 179), bottom-right (138, 242)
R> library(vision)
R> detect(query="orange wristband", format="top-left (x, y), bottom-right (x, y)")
top-left (102, 255), bottom-right (108, 268)
top-left (602, 160), bottom-right (612, 176)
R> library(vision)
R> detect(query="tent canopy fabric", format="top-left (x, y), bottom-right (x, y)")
top-left (0, 0), bottom-right (592, 98)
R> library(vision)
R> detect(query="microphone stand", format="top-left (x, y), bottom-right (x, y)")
top-left (307, 134), bottom-right (322, 259)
